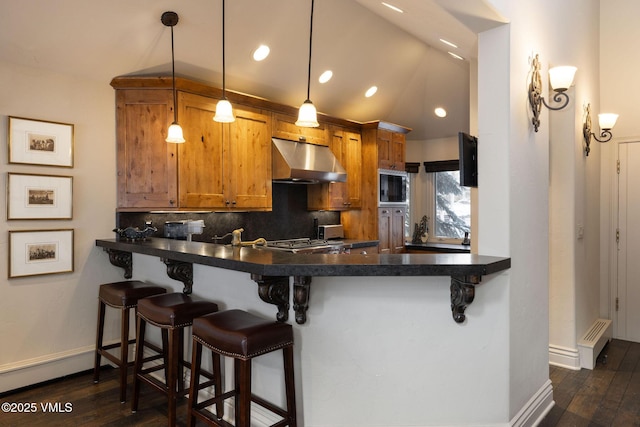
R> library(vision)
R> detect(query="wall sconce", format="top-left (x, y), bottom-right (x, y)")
top-left (528, 54), bottom-right (577, 132)
top-left (583, 103), bottom-right (618, 156)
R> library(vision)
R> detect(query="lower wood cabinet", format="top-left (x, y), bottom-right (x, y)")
top-left (378, 206), bottom-right (405, 254)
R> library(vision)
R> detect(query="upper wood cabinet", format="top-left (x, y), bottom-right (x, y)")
top-left (308, 127), bottom-right (362, 210)
top-left (113, 77), bottom-right (273, 211)
top-left (272, 112), bottom-right (329, 146)
top-left (375, 129), bottom-right (406, 170)
top-left (115, 89), bottom-right (178, 208)
top-left (178, 92), bottom-right (272, 210)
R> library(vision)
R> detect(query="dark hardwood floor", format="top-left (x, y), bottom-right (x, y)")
top-left (540, 339), bottom-right (640, 426)
top-left (0, 366), bottom-right (202, 426)
top-left (2, 339), bottom-right (640, 426)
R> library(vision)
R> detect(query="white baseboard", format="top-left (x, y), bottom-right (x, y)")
top-left (510, 379), bottom-right (555, 427)
top-left (0, 345), bottom-right (95, 394)
top-left (548, 344), bottom-right (581, 370)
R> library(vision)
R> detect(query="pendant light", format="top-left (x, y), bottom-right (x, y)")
top-left (162, 11), bottom-right (185, 143)
top-left (213, 0), bottom-right (235, 122)
top-left (295, 0), bottom-right (319, 127)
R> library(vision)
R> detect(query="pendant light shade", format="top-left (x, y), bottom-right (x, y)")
top-left (166, 122), bottom-right (185, 143)
top-left (214, 98), bottom-right (235, 123)
top-left (213, 0), bottom-right (235, 123)
top-left (296, 0), bottom-right (319, 128)
top-left (162, 11), bottom-right (185, 143)
top-left (296, 100), bottom-right (319, 127)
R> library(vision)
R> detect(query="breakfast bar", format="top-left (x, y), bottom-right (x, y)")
top-left (96, 238), bottom-right (511, 325)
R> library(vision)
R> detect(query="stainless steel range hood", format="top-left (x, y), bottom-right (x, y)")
top-left (272, 138), bottom-right (347, 184)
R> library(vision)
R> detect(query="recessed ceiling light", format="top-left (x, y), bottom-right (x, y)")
top-left (252, 45), bottom-right (270, 61)
top-left (319, 70), bottom-right (333, 84)
top-left (434, 107), bottom-right (447, 118)
top-left (439, 38), bottom-right (458, 49)
top-left (448, 52), bottom-right (464, 61)
top-left (381, 2), bottom-right (403, 13)
top-left (365, 86), bottom-right (378, 98)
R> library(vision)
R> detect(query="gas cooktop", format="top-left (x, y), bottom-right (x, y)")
top-left (265, 238), bottom-right (344, 254)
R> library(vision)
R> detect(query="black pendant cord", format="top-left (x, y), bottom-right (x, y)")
top-left (221, 0), bottom-right (227, 100)
top-left (305, 0), bottom-right (314, 102)
top-left (170, 24), bottom-right (178, 123)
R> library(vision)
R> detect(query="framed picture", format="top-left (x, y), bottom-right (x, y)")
top-left (7, 173), bottom-right (73, 220)
top-left (8, 229), bottom-right (74, 278)
top-left (8, 116), bottom-right (74, 167)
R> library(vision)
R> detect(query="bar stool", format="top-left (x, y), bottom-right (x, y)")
top-left (187, 309), bottom-right (297, 427)
top-left (93, 280), bottom-right (167, 403)
top-left (131, 292), bottom-right (219, 427)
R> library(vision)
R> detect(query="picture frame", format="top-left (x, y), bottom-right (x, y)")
top-left (8, 229), bottom-right (74, 278)
top-left (8, 116), bottom-right (74, 167)
top-left (7, 173), bottom-right (73, 220)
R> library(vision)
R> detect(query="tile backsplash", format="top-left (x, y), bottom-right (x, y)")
top-left (116, 184), bottom-right (340, 243)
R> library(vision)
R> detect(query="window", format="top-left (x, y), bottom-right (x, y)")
top-left (434, 170), bottom-right (470, 239)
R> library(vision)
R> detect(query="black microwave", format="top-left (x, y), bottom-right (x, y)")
top-left (378, 169), bottom-right (407, 206)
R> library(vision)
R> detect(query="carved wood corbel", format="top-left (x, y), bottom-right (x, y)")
top-left (293, 276), bottom-right (312, 325)
top-left (251, 274), bottom-right (290, 322)
top-left (162, 259), bottom-right (193, 294)
top-left (450, 275), bottom-right (480, 323)
top-left (105, 248), bottom-right (132, 279)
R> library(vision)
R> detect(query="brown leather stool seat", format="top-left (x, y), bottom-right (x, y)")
top-left (93, 280), bottom-right (166, 403)
top-left (187, 309), bottom-right (297, 427)
top-left (132, 292), bottom-right (219, 427)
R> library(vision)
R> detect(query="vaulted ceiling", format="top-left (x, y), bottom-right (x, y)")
top-left (0, 0), bottom-right (505, 140)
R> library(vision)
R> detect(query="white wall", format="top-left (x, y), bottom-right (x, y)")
top-left (480, 0), bottom-right (600, 419)
top-left (0, 61), bottom-right (123, 392)
top-left (547, 1), bottom-right (602, 369)
top-left (600, 0), bottom-right (640, 335)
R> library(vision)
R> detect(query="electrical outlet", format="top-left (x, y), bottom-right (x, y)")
top-left (577, 225), bottom-right (584, 239)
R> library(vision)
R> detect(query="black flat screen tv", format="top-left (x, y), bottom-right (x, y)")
top-left (458, 132), bottom-right (478, 187)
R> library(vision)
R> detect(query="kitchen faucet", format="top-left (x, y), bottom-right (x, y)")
top-left (214, 228), bottom-right (267, 247)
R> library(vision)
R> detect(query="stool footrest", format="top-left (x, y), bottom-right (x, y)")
top-left (252, 394), bottom-right (289, 419)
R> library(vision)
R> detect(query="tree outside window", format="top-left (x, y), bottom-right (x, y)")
top-left (434, 171), bottom-right (470, 239)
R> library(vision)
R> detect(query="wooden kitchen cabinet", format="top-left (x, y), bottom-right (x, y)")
top-left (115, 88), bottom-right (178, 208)
top-left (376, 128), bottom-right (405, 170)
top-left (307, 127), bottom-right (362, 210)
top-left (178, 92), bottom-right (272, 210)
top-left (378, 206), bottom-right (406, 254)
top-left (113, 77), bottom-right (272, 211)
top-left (340, 121), bottom-right (410, 252)
top-left (272, 112), bottom-right (329, 146)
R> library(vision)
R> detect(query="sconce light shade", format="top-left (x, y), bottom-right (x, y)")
top-left (166, 122), bottom-right (185, 143)
top-left (528, 54), bottom-right (577, 132)
top-left (295, 100), bottom-right (319, 127)
top-left (548, 66), bottom-right (577, 92)
top-left (214, 98), bottom-right (235, 123)
top-left (583, 103), bottom-right (618, 156)
top-left (598, 113), bottom-right (619, 130)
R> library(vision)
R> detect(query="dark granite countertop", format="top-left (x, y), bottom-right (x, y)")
top-left (405, 242), bottom-right (471, 253)
top-left (335, 239), bottom-right (379, 249)
top-left (95, 238), bottom-right (509, 277)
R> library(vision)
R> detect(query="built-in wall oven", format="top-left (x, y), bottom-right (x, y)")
top-left (378, 169), bottom-right (408, 206)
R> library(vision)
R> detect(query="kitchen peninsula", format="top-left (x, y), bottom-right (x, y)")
top-left (96, 238), bottom-right (510, 325)
top-left (95, 237), bottom-right (511, 425)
